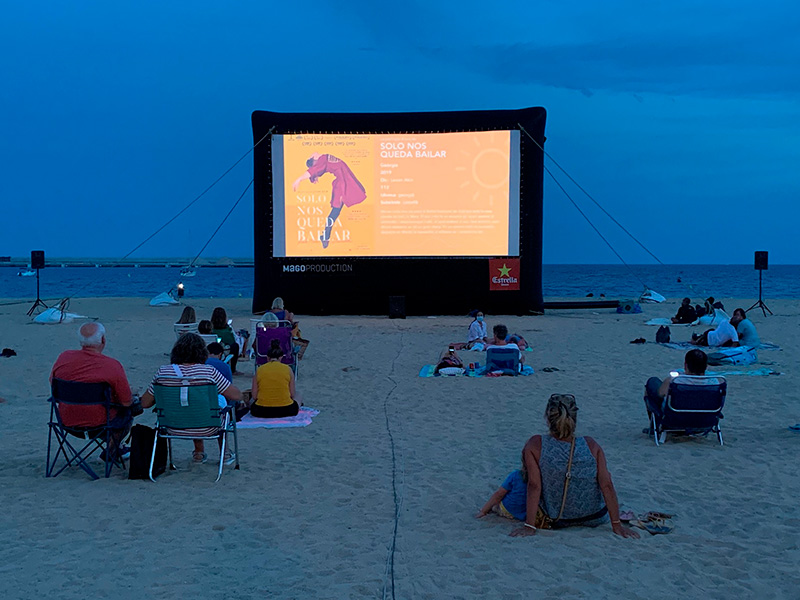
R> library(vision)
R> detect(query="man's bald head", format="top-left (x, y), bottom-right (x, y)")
top-left (79, 322), bottom-right (106, 348)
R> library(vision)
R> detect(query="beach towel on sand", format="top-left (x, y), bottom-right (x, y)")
top-left (645, 318), bottom-right (692, 327)
top-left (678, 367), bottom-right (781, 377)
top-left (418, 365), bottom-right (535, 377)
top-left (237, 408), bottom-right (320, 429)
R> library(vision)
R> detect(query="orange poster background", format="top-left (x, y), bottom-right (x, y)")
top-left (282, 131), bottom-right (511, 257)
top-left (283, 134), bottom-right (376, 257)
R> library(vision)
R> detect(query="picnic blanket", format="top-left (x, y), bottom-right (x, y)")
top-left (237, 407), bottom-right (320, 429)
top-left (658, 341), bottom-right (780, 351)
top-left (679, 368), bottom-right (782, 377)
top-left (645, 318), bottom-right (692, 326)
top-left (419, 365), bottom-right (535, 377)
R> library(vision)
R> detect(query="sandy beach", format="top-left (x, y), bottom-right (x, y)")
top-left (1, 296), bottom-right (799, 599)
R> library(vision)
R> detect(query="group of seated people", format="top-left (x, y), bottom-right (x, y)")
top-left (671, 297), bottom-right (760, 348)
top-left (475, 349), bottom-right (728, 538)
top-left (51, 310), bottom-right (304, 465)
top-left (176, 305), bottom-right (246, 373)
top-left (690, 307), bottom-right (760, 348)
top-left (438, 320), bottom-right (527, 374)
top-left (670, 296), bottom-right (725, 324)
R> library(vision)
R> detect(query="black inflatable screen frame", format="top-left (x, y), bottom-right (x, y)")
top-left (251, 107), bottom-right (546, 315)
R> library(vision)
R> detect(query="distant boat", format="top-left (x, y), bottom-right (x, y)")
top-left (18, 269), bottom-right (35, 277)
top-left (180, 267), bottom-right (197, 277)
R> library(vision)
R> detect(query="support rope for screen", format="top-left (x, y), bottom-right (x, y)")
top-left (519, 124), bottom-right (713, 299)
top-left (59, 127), bottom-right (274, 300)
top-left (186, 179), bottom-right (253, 268)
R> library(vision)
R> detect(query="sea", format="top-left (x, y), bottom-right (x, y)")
top-left (1, 264), bottom-right (799, 302)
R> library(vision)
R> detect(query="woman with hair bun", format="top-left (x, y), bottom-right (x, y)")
top-left (510, 394), bottom-right (639, 539)
top-left (249, 339), bottom-right (301, 418)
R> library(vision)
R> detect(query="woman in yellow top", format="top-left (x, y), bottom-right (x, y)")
top-left (250, 339), bottom-right (300, 418)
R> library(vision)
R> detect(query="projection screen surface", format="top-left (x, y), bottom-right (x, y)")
top-left (272, 130), bottom-right (520, 258)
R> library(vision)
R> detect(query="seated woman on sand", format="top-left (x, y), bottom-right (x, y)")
top-left (250, 339), bottom-right (302, 418)
top-left (466, 310), bottom-right (489, 349)
top-left (140, 333), bottom-right (242, 464)
top-left (176, 306), bottom-right (196, 324)
top-left (211, 307), bottom-right (240, 374)
top-left (269, 297), bottom-right (310, 359)
top-left (503, 394), bottom-right (638, 538)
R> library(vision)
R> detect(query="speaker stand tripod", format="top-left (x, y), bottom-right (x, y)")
top-left (26, 269), bottom-right (49, 316)
top-left (747, 269), bottom-right (772, 317)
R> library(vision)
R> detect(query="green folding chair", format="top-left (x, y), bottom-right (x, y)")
top-left (150, 382), bottom-right (239, 482)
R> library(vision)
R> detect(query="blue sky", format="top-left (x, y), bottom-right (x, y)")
top-left (1, 1), bottom-right (798, 263)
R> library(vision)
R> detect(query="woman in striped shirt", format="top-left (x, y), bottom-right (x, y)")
top-left (141, 333), bottom-right (242, 464)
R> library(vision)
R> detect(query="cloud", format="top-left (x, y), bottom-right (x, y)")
top-left (414, 23), bottom-right (800, 99)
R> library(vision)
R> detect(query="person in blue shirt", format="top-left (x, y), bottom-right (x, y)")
top-left (732, 308), bottom-right (761, 348)
top-left (475, 464), bottom-right (528, 521)
top-left (206, 342), bottom-right (233, 383)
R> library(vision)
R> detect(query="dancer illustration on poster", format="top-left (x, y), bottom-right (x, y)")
top-left (292, 153), bottom-right (367, 248)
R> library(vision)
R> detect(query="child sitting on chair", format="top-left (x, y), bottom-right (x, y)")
top-left (475, 461), bottom-right (528, 522)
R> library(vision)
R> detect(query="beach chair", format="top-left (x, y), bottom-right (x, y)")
top-left (648, 376), bottom-right (727, 446)
top-left (198, 333), bottom-right (219, 345)
top-left (255, 320), bottom-right (298, 378)
top-left (46, 379), bottom-right (127, 480)
top-left (150, 381), bottom-right (239, 482)
top-left (484, 346), bottom-right (520, 376)
top-left (174, 322), bottom-right (199, 339)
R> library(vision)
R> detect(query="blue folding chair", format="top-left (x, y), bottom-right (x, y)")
top-left (150, 382), bottom-right (239, 482)
top-left (484, 346), bottom-right (520, 376)
top-left (46, 378), bottom-right (128, 480)
top-left (648, 376), bottom-right (727, 446)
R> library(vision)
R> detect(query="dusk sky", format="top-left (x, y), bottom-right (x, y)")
top-left (2, 1), bottom-right (798, 263)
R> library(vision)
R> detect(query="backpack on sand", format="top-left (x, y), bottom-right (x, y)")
top-left (656, 326), bottom-right (671, 344)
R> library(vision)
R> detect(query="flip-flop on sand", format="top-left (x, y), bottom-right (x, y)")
top-left (789, 424), bottom-right (800, 432)
top-left (632, 515), bottom-right (675, 535)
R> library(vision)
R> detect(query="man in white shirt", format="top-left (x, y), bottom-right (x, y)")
top-left (691, 316), bottom-right (739, 347)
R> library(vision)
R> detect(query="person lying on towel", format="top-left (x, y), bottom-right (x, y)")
top-left (690, 310), bottom-right (743, 347)
top-left (434, 347), bottom-right (464, 374)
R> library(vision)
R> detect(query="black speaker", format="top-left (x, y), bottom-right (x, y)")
top-left (388, 296), bottom-right (406, 319)
top-left (754, 251), bottom-right (768, 271)
top-left (31, 250), bottom-right (45, 270)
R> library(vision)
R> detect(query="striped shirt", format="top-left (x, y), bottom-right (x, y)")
top-left (148, 364), bottom-right (232, 436)
top-left (147, 363), bottom-right (231, 396)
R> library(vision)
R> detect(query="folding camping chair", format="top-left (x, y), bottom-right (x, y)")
top-left (254, 320), bottom-right (298, 378)
top-left (46, 379), bottom-right (128, 480)
top-left (484, 346), bottom-right (520, 375)
top-left (198, 333), bottom-right (219, 345)
top-left (647, 376), bottom-right (727, 446)
top-left (174, 322), bottom-right (199, 339)
top-left (150, 381), bottom-right (239, 482)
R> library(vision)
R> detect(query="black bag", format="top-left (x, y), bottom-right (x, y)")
top-left (656, 326), bottom-right (671, 344)
top-left (128, 424), bottom-right (167, 480)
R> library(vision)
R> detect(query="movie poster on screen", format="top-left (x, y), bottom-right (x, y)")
top-left (489, 258), bottom-right (520, 290)
top-left (283, 131), bottom-right (513, 257)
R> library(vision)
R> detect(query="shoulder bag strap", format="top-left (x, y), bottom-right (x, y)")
top-left (555, 437), bottom-right (577, 522)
